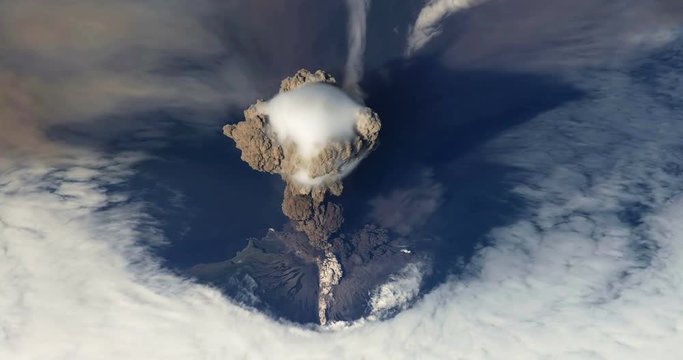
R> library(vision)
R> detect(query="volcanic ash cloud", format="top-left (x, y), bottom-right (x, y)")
top-left (224, 69), bottom-right (381, 245)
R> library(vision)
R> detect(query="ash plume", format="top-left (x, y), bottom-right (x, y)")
top-left (224, 69), bottom-right (381, 324)
top-left (224, 69), bottom-right (381, 246)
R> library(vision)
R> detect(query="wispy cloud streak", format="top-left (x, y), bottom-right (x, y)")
top-left (405, 0), bottom-right (485, 56)
top-left (344, 0), bottom-right (371, 100)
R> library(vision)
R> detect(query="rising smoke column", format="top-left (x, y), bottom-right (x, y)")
top-left (225, 0), bottom-right (375, 324)
top-left (224, 69), bottom-right (380, 246)
top-left (224, 70), bottom-right (381, 324)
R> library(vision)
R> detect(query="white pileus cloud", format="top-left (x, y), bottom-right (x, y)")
top-left (250, 78), bottom-right (380, 189)
top-left (266, 83), bottom-right (363, 159)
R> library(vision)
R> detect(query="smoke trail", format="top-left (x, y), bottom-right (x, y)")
top-left (406, 0), bottom-right (485, 56)
top-left (343, 0), bottom-right (371, 100)
top-left (317, 251), bottom-right (343, 325)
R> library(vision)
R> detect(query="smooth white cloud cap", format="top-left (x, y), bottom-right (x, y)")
top-left (265, 83), bottom-right (362, 158)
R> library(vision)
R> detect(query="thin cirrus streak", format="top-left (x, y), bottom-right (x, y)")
top-left (343, 0), bottom-right (371, 100)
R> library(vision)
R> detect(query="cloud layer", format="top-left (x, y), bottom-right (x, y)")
top-left (434, 0), bottom-right (683, 70)
top-left (405, 0), bottom-right (683, 74)
top-left (1, 1), bottom-right (683, 359)
top-left (0, 0), bottom-right (262, 155)
top-left (3, 36), bottom-right (683, 359)
top-left (0, 0), bottom-right (353, 155)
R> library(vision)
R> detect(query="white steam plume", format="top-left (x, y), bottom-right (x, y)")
top-left (344, 0), bottom-right (371, 100)
top-left (368, 262), bottom-right (426, 320)
top-left (406, 0), bottom-right (485, 56)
